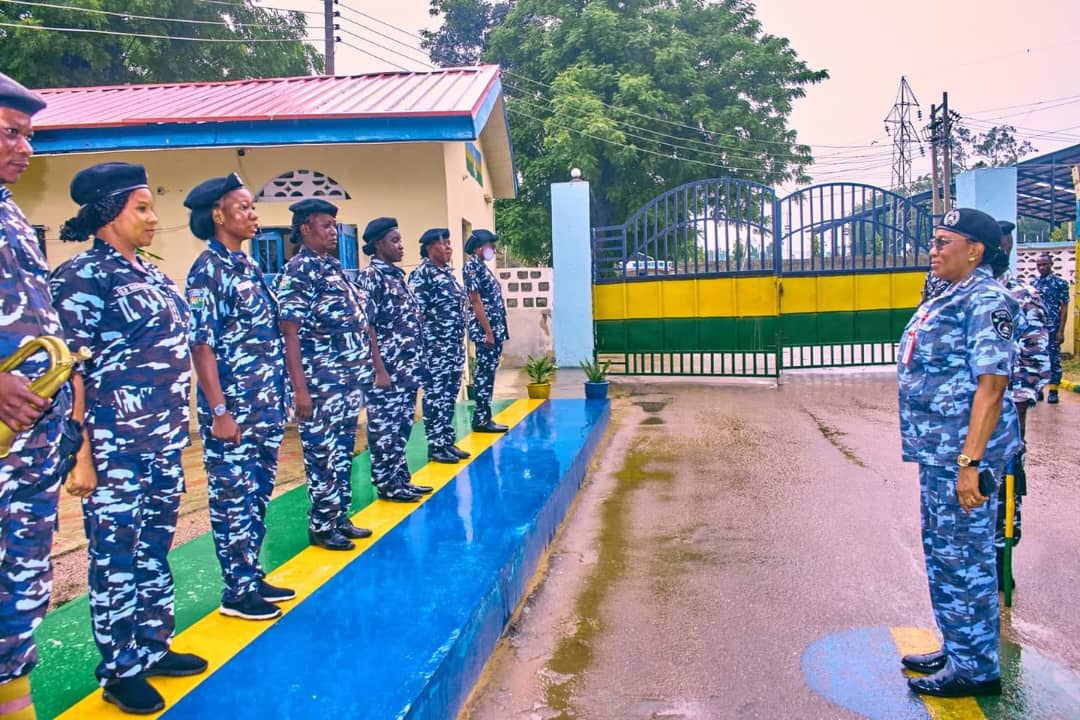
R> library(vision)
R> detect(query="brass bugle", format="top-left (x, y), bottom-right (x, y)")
top-left (0, 336), bottom-right (92, 459)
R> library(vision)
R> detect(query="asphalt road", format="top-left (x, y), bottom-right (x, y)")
top-left (463, 372), bottom-right (1080, 720)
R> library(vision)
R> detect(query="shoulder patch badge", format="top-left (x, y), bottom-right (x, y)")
top-left (991, 308), bottom-right (1013, 340)
top-left (187, 287), bottom-right (207, 310)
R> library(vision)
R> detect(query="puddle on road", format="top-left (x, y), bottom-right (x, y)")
top-left (542, 443), bottom-right (675, 719)
top-left (803, 408), bottom-right (867, 468)
top-left (640, 416), bottom-right (665, 426)
top-left (633, 400), bottom-right (669, 413)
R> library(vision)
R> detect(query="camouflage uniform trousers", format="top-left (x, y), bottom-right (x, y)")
top-left (1047, 340), bottom-right (1062, 385)
top-left (201, 427), bottom-right (283, 603)
top-left (421, 349), bottom-right (463, 451)
top-left (472, 340), bottom-right (503, 426)
top-left (365, 386), bottom-right (418, 493)
top-left (919, 463), bottom-right (1001, 682)
top-left (0, 445), bottom-right (61, 682)
top-left (299, 385), bottom-right (364, 534)
top-left (82, 451), bottom-right (183, 682)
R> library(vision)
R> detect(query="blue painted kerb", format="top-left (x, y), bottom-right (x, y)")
top-left (406, 399), bottom-right (611, 720)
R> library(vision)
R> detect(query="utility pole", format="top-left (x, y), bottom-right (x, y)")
top-left (928, 103), bottom-right (942, 215)
top-left (324, 0), bottom-right (336, 76)
top-left (942, 91), bottom-right (954, 212)
top-left (884, 76), bottom-right (922, 195)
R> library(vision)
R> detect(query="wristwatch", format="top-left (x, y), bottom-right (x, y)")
top-left (957, 454), bottom-right (981, 468)
top-left (212, 403), bottom-right (228, 418)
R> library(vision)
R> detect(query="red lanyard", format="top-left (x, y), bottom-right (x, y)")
top-left (902, 310), bottom-right (930, 366)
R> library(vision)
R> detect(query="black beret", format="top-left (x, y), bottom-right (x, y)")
top-left (69, 162), bottom-right (148, 207)
top-left (183, 173), bottom-right (245, 210)
top-left (419, 228), bottom-right (450, 247)
top-left (0, 72), bottom-right (46, 116)
top-left (362, 216), bottom-right (398, 243)
top-left (290, 198), bottom-right (338, 224)
top-left (465, 229), bottom-right (498, 254)
top-left (935, 208), bottom-right (1002, 252)
top-left (997, 220), bottom-right (1015, 236)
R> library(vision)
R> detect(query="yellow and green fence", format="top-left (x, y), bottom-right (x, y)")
top-left (592, 179), bottom-right (933, 377)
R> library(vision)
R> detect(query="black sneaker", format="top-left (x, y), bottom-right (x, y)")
top-left (219, 593), bottom-right (281, 621)
top-left (143, 650), bottom-right (208, 678)
top-left (103, 677), bottom-right (165, 715)
top-left (258, 580), bottom-right (296, 603)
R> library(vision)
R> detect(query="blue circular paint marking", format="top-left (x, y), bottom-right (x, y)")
top-left (802, 627), bottom-right (930, 720)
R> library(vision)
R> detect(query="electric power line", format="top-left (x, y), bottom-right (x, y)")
top-left (337, 39), bottom-right (412, 73)
top-left (0, 19), bottom-right (320, 42)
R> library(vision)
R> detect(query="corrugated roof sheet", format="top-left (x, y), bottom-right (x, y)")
top-left (32, 65), bottom-right (502, 129)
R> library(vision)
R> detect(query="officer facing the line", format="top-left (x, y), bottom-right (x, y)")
top-left (0, 72), bottom-right (73, 720)
top-left (896, 208), bottom-right (1020, 699)
top-left (357, 217), bottom-right (431, 502)
top-left (185, 174), bottom-right (294, 622)
top-left (1031, 252), bottom-right (1070, 404)
top-left (52, 162), bottom-right (207, 714)
top-left (463, 230), bottom-right (509, 433)
top-left (278, 199), bottom-right (373, 551)
top-left (409, 228), bottom-right (470, 464)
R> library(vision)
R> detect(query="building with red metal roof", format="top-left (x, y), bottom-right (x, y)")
top-left (15, 65), bottom-right (516, 284)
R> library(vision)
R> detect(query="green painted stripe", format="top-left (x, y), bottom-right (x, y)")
top-left (596, 309), bottom-right (916, 353)
top-left (33, 401), bottom-right (513, 720)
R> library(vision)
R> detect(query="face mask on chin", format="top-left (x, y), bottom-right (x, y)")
top-left (482, 247), bottom-right (496, 262)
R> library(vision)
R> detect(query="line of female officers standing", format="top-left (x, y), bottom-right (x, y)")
top-left (37, 161), bottom-right (509, 715)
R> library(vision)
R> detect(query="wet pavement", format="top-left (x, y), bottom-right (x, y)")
top-left (463, 370), bottom-right (1080, 720)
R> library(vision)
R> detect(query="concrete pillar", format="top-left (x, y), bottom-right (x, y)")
top-left (551, 178), bottom-right (593, 367)
top-left (956, 167), bottom-right (1018, 270)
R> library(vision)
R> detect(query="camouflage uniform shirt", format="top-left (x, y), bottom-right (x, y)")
top-left (277, 246), bottom-right (373, 387)
top-left (0, 186), bottom-right (72, 452)
top-left (50, 240), bottom-right (191, 454)
top-left (463, 254), bottom-right (508, 343)
top-left (186, 239), bottom-right (285, 429)
top-left (999, 271), bottom-right (1050, 404)
top-left (1031, 272), bottom-right (1070, 334)
top-left (897, 264), bottom-right (1021, 467)
top-left (357, 258), bottom-right (424, 390)
top-left (407, 258), bottom-right (466, 365)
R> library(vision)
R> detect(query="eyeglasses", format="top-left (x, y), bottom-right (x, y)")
top-left (930, 235), bottom-right (966, 252)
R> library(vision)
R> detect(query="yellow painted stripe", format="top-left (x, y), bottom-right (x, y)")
top-left (56, 399), bottom-right (544, 720)
top-left (890, 627), bottom-right (988, 720)
top-left (592, 271), bottom-right (925, 320)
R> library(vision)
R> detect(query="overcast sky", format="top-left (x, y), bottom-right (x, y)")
top-left (298, 0), bottom-right (1080, 190)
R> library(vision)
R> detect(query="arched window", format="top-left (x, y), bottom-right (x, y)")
top-left (254, 169), bottom-right (351, 201)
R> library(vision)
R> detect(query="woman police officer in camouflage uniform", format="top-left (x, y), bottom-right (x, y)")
top-left (462, 230), bottom-right (509, 433)
top-left (356, 218), bottom-right (431, 502)
top-left (184, 174), bottom-right (294, 623)
top-left (408, 228), bottom-right (469, 464)
top-left (278, 199), bottom-right (373, 551)
top-left (52, 162), bottom-right (207, 714)
top-left (896, 208), bottom-right (1020, 699)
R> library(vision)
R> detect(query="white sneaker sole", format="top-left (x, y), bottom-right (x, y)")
top-left (218, 605), bottom-right (281, 620)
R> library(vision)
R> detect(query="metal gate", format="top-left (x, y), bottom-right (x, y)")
top-left (592, 179), bottom-right (932, 377)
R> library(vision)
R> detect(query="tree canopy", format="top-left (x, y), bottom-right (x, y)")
top-left (0, 0), bottom-right (321, 89)
top-left (427, 0), bottom-right (827, 263)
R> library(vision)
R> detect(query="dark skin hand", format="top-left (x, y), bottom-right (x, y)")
top-left (192, 344), bottom-right (241, 443)
top-left (0, 372), bottom-right (48, 431)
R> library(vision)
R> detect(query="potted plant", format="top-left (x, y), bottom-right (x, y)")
top-left (524, 353), bottom-right (557, 399)
top-left (580, 358), bottom-right (611, 399)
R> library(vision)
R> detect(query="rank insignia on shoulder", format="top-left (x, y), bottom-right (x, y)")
top-left (991, 308), bottom-right (1013, 340)
top-left (187, 288), bottom-right (208, 310)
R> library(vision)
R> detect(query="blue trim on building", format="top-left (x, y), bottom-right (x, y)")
top-left (160, 399), bottom-right (610, 720)
top-left (32, 115), bottom-right (481, 154)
